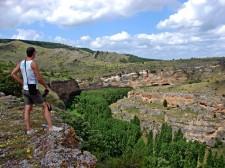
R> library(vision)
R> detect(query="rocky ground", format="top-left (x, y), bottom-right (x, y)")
top-left (0, 93), bottom-right (96, 168)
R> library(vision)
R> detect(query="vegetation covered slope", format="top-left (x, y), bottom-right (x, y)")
top-left (62, 87), bottom-right (225, 167)
top-left (1, 39), bottom-right (224, 81)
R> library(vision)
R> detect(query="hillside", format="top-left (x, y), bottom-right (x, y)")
top-left (0, 39), bottom-right (157, 80)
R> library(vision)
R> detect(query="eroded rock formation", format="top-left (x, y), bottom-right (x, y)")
top-left (31, 124), bottom-right (96, 168)
top-left (110, 88), bottom-right (225, 147)
top-left (99, 63), bottom-right (222, 88)
top-left (50, 79), bottom-right (80, 102)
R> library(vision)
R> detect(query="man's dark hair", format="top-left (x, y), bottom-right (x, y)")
top-left (26, 47), bottom-right (35, 57)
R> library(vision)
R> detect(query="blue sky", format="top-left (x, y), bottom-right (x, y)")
top-left (0, 0), bottom-right (225, 60)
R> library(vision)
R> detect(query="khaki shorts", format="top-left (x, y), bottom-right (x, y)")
top-left (22, 89), bottom-right (44, 105)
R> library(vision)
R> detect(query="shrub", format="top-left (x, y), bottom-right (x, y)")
top-left (163, 99), bottom-right (168, 107)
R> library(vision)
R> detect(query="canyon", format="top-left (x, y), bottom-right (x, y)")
top-left (50, 61), bottom-right (225, 147)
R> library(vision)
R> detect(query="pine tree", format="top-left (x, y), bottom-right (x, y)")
top-left (206, 149), bottom-right (214, 168)
top-left (159, 123), bottom-right (172, 143)
top-left (147, 130), bottom-right (154, 156)
top-left (130, 115), bottom-right (140, 127)
top-left (163, 99), bottom-right (168, 107)
top-left (217, 154), bottom-right (225, 168)
top-left (173, 128), bottom-right (185, 142)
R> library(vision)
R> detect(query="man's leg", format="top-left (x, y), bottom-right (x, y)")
top-left (41, 102), bottom-right (53, 129)
top-left (24, 104), bottom-right (33, 131)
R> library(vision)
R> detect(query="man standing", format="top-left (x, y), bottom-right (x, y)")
top-left (11, 46), bottom-right (62, 135)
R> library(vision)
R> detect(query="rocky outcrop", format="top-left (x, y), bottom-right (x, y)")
top-left (98, 64), bottom-right (223, 88)
top-left (41, 64), bottom-right (225, 149)
top-left (50, 79), bottom-right (80, 102)
top-left (78, 80), bottom-right (104, 90)
top-left (100, 70), bottom-right (174, 88)
top-left (110, 88), bottom-right (225, 147)
top-left (0, 94), bottom-right (22, 110)
top-left (128, 90), bottom-right (225, 114)
top-left (58, 63), bottom-right (224, 100)
top-left (0, 94), bottom-right (96, 167)
top-left (29, 124), bottom-right (96, 168)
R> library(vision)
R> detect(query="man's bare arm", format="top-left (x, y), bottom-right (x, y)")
top-left (11, 62), bottom-right (23, 85)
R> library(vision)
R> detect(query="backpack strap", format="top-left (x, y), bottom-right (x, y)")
top-left (24, 60), bottom-right (29, 85)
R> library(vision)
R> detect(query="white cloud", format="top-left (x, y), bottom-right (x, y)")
top-left (109, 31), bottom-right (130, 41)
top-left (54, 36), bottom-right (78, 46)
top-left (45, 0), bottom-right (179, 27)
top-left (54, 36), bottom-right (66, 43)
top-left (90, 31), bottom-right (132, 50)
top-left (11, 29), bottom-right (44, 40)
top-left (82, 29), bottom-right (224, 59)
top-left (215, 25), bottom-right (225, 35)
top-left (0, 0), bottom-right (52, 28)
top-left (80, 36), bottom-right (91, 41)
top-left (52, 26), bottom-right (225, 60)
top-left (0, 0), bottom-right (179, 28)
top-left (91, 39), bottom-right (103, 48)
top-left (157, 0), bottom-right (225, 32)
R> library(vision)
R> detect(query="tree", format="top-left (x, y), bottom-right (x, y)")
top-left (214, 138), bottom-right (223, 148)
top-left (217, 155), bottom-right (225, 168)
top-left (206, 149), bottom-right (214, 168)
top-left (159, 123), bottom-right (172, 143)
top-left (197, 142), bottom-right (206, 164)
top-left (163, 99), bottom-right (168, 107)
top-left (173, 128), bottom-right (185, 142)
top-left (130, 115), bottom-right (140, 127)
top-left (147, 130), bottom-right (154, 156)
top-left (169, 141), bottom-right (187, 168)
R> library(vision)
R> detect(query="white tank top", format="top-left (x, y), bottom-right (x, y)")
top-left (20, 60), bottom-right (38, 90)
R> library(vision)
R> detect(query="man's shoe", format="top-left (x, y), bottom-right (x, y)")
top-left (49, 126), bottom-right (63, 132)
top-left (27, 129), bottom-right (37, 135)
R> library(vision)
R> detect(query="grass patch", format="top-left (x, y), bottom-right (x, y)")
top-left (166, 109), bottom-right (197, 120)
top-left (152, 114), bottom-right (165, 122)
top-left (125, 107), bottom-right (140, 114)
top-left (0, 134), bottom-right (30, 164)
top-left (146, 102), bottom-right (167, 110)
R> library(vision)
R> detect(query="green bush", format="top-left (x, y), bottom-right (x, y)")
top-left (163, 99), bottom-right (168, 107)
top-left (0, 61), bottom-right (22, 96)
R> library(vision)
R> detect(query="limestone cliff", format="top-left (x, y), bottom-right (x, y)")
top-left (50, 79), bottom-right (80, 102)
top-left (51, 62), bottom-right (223, 101)
top-left (110, 81), bottom-right (225, 147)
top-left (98, 63), bottom-right (222, 88)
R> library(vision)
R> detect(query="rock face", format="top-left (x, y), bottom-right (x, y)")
top-left (50, 79), bottom-right (80, 102)
top-left (110, 87), bottom-right (225, 147)
top-left (52, 63), bottom-right (223, 102)
top-left (107, 62), bottom-right (225, 147)
top-left (31, 124), bottom-right (96, 168)
top-left (98, 64), bottom-right (222, 88)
